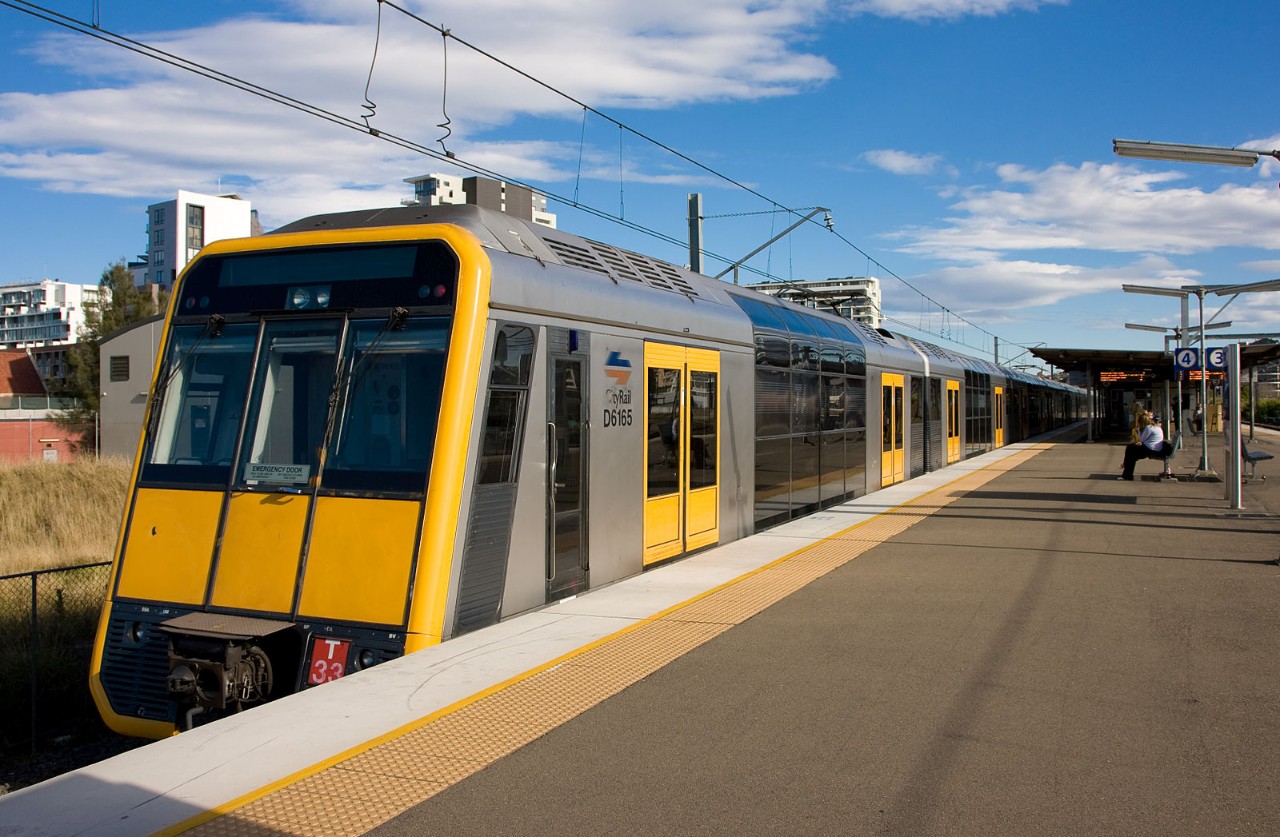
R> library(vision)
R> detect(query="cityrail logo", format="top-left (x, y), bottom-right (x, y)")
top-left (604, 350), bottom-right (632, 386)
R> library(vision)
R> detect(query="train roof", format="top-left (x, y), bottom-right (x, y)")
top-left (273, 206), bottom-right (1080, 393)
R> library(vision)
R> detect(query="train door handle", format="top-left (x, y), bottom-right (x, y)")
top-left (547, 422), bottom-right (557, 495)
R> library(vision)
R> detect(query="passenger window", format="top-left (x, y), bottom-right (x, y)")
top-left (477, 326), bottom-right (535, 485)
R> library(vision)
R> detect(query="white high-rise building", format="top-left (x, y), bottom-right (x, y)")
top-left (134, 191), bottom-right (261, 288)
top-left (753, 276), bottom-right (882, 328)
top-left (403, 174), bottom-right (557, 228)
top-left (0, 279), bottom-right (99, 349)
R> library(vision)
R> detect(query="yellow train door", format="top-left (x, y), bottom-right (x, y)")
top-left (643, 343), bottom-right (720, 565)
top-left (994, 385), bottom-right (1005, 447)
top-left (946, 379), bottom-right (961, 464)
top-left (881, 373), bottom-right (905, 487)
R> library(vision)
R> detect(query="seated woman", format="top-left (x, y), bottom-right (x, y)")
top-left (1119, 412), bottom-right (1172, 480)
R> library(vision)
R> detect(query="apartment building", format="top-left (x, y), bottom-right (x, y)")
top-left (132, 191), bottom-right (262, 288)
top-left (403, 173), bottom-right (557, 228)
top-left (0, 279), bottom-right (98, 350)
top-left (753, 276), bottom-right (882, 328)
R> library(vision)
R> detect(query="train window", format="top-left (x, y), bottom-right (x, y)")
top-left (323, 318), bottom-right (450, 494)
top-left (754, 368), bottom-right (790, 438)
top-left (807, 315), bottom-right (844, 341)
top-left (237, 320), bottom-right (343, 488)
top-left (688, 370), bottom-right (717, 490)
top-left (819, 346), bottom-right (843, 375)
top-left (730, 294), bottom-right (786, 331)
top-left (845, 378), bottom-right (867, 430)
top-left (646, 366), bottom-right (681, 498)
top-left (791, 339), bottom-right (818, 372)
top-left (792, 371), bottom-right (819, 435)
top-left (755, 333), bottom-right (790, 368)
top-left (489, 325), bottom-right (535, 387)
top-left (477, 325), bottom-right (536, 485)
top-left (143, 322), bottom-right (257, 486)
top-left (771, 305), bottom-right (816, 337)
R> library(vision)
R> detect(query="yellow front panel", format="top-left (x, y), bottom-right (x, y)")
top-left (116, 488), bottom-right (221, 604)
top-left (299, 496), bottom-right (420, 626)
top-left (644, 494), bottom-right (682, 564)
top-left (210, 492), bottom-right (309, 614)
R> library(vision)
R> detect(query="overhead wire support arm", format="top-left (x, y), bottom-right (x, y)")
top-left (714, 208), bottom-right (830, 283)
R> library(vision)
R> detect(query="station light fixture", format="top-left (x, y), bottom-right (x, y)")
top-left (1112, 139), bottom-right (1279, 168)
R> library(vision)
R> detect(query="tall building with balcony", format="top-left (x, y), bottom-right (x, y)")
top-left (403, 174), bottom-right (557, 228)
top-left (753, 276), bottom-right (882, 328)
top-left (0, 280), bottom-right (98, 350)
top-left (133, 191), bottom-right (262, 288)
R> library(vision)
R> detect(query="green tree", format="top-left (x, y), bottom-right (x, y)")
top-left (57, 260), bottom-right (168, 449)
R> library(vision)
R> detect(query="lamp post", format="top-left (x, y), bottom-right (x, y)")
top-left (1113, 139), bottom-right (1280, 167)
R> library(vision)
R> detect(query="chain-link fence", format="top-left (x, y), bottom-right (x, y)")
top-left (0, 563), bottom-right (111, 758)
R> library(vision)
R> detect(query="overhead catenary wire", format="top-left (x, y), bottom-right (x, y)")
top-left (1, 0), bottom-right (1043, 363)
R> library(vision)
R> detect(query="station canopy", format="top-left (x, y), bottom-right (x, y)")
top-left (1031, 344), bottom-right (1280, 386)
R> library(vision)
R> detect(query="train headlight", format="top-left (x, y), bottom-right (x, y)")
top-left (286, 284), bottom-right (332, 310)
top-left (358, 649), bottom-right (378, 669)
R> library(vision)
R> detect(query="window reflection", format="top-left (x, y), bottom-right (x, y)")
top-left (144, 323), bottom-right (257, 485)
top-left (325, 318), bottom-right (450, 493)
top-left (239, 320), bottom-right (343, 488)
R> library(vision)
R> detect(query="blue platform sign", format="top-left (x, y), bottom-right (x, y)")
top-left (1173, 347), bottom-right (1199, 371)
top-left (1205, 346), bottom-right (1227, 370)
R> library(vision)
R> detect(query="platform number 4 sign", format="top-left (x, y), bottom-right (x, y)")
top-left (1173, 348), bottom-right (1199, 371)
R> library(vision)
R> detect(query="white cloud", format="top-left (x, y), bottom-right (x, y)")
top-left (0, 1), bottom-right (839, 213)
top-left (862, 149), bottom-right (946, 176)
top-left (842, 0), bottom-right (1068, 20)
top-left (894, 162), bottom-right (1280, 262)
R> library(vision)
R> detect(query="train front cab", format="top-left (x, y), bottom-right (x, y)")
top-left (90, 222), bottom-right (493, 738)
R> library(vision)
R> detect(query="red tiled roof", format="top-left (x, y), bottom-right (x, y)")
top-left (0, 350), bottom-right (47, 395)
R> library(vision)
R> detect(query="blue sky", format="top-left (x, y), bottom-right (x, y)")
top-left (3, 0), bottom-right (1279, 366)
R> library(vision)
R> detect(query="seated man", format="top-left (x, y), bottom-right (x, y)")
top-left (1119, 412), bottom-right (1172, 480)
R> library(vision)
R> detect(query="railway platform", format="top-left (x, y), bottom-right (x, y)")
top-left (2, 427), bottom-right (1278, 836)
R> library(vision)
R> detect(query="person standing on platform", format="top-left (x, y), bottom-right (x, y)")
top-left (1119, 412), bottom-right (1171, 480)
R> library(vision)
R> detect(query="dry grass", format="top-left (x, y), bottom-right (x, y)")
top-left (0, 457), bottom-right (131, 576)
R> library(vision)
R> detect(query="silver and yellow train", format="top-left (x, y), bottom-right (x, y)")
top-left (90, 204), bottom-right (1083, 737)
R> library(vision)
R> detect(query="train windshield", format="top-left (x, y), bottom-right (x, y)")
top-left (142, 315), bottom-right (450, 496)
top-left (323, 318), bottom-right (449, 494)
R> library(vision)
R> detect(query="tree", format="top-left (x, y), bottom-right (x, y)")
top-left (58, 260), bottom-right (168, 449)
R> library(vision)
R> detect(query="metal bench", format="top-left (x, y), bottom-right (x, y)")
top-left (1242, 440), bottom-right (1273, 481)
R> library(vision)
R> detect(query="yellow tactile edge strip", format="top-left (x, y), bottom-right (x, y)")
top-left (170, 444), bottom-right (1051, 837)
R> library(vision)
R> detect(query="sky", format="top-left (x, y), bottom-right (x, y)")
top-left (3, 0), bottom-right (1280, 368)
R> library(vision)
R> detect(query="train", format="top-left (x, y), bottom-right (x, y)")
top-left (89, 203), bottom-right (1084, 737)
